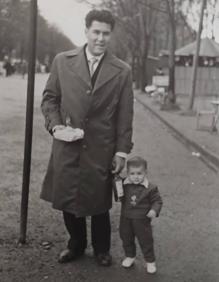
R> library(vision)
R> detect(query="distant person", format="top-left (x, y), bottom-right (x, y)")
top-left (40, 9), bottom-right (133, 266)
top-left (119, 156), bottom-right (162, 274)
top-left (3, 58), bottom-right (13, 77)
top-left (20, 61), bottom-right (27, 79)
top-left (45, 63), bottom-right (50, 73)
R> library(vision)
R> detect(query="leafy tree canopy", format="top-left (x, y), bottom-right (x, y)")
top-left (0, 0), bottom-right (75, 63)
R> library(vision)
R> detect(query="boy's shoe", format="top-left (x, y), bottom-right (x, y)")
top-left (146, 262), bottom-right (157, 274)
top-left (122, 257), bottom-right (135, 268)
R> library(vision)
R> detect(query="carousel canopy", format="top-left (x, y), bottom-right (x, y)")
top-left (175, 37), bottom-right (219, 57)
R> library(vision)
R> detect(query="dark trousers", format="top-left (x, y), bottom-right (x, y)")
top-left (63, 211), bottom-right (111, 255)
top-left (119, 216), bottom-right (155, 262)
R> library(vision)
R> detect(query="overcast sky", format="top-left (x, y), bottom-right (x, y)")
top-left (38, 0), bottom-right (219, 46)
top-left (38, 0), bottom-right (91, 46)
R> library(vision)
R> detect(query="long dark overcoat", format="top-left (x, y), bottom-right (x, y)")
top-left (40, 47), bottom-right (133, 217)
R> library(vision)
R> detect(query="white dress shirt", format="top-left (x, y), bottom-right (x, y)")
top-left (85, 46), bottom-right (104, 76)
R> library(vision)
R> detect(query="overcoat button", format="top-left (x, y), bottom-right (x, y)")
top-left (82, 144), bottom-right (87, 149)
top-left (86, 89), bottom-right (91, 95)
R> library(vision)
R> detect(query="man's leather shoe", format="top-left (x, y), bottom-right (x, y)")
top-left (58, 249), bottom-right (84, 263)
top-left (95, 252), bottom-right (112, 267)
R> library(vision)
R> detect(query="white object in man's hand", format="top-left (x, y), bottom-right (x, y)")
top-left (53, 126), bottom-right (84, 142)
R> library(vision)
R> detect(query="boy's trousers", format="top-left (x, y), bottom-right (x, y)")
top-left (119, 216), bottom-right (155, 262)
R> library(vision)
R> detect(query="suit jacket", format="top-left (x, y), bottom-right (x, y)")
top-left (40, 46), bottom-right (134, 216)
top-left (121, 182), bottom-right (163, 219)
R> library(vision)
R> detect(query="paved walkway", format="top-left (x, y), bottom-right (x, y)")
top-left (135, 91), bottom-right (219, 171)
top-left (1, 75), bottom-right (219, 281)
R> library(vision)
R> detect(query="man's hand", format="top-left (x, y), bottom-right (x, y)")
top-left (53, 126), bottom-right (84, 142)
top-left (111, 155), bottom-right (125, 174)
top-left (146, 209), bottom-right (156, 219)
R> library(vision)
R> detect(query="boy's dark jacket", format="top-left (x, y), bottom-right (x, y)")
top-left (121, 178), bottom-right (163, 219)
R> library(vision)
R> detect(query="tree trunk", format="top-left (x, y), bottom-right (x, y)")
top-left (135, 55), bottom-right (141, 89)
top-left (168, 64), bottom-right (175, 103)
top-left (167, 1), bottom-right (176, 104)
top-left (139, 47), bottom-right (148, 92)
top-left (140, 60), bottom-right (147, 92)
top-left (188, 0), bottom-right (207, 111)
top-left (131, 55), bottom-right (138, 89)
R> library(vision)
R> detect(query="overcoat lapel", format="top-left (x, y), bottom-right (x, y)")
top-left (65, 47), bottom-right (91, 88)
top-left (93, 52), bottom-right (122, 93)
top-left (65, 47), bottom-right (122, 92)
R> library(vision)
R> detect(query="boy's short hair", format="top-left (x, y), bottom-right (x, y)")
top-left (127, 156), bottom-right (147, 171)
top-left (85, 9), bottom-right (115, 30)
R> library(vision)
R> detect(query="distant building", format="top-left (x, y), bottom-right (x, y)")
top-left (159, 38), bottom-right (219, 96)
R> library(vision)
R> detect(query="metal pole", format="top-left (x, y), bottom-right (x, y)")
top-left (19, 0), bottom-right (38, 244)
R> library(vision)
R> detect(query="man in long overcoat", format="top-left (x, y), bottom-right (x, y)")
top-left (41, 10), bottom-right (133, 266)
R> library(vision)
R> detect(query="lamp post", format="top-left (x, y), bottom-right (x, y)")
top-left (19, 0), bottom-right (38, 244)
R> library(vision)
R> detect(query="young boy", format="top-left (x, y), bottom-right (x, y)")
top-left (119, 156), bottom-right (162, 274)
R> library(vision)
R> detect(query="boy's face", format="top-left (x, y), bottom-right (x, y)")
top-left (85, 20), bottom-right (112, 56)
top-left (128, 166), bottom-right (146, 185)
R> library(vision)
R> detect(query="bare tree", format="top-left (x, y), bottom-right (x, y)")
top-left (204, 0), bottom-right (218, 39)
top-left (91, 0), bottom-right (162, 91)
top-left (161, 0), bottom-right (198, 108)
top-left (188, 0), bottom-right (207, 111)
top-left (164, 0), bottom-right (177, 105)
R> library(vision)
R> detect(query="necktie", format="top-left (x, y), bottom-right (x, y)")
top-left (89, 57), bottom-right (98, 76)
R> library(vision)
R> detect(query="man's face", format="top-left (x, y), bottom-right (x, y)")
top-left (128, 166), bottom-right (146, 185)
top-left (85, 20), bottom-right (112, 56)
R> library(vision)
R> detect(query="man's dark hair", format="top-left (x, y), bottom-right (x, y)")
top-left (85, 9), bottom-right (115, 30)
top-left (127, 156), bottom-right (147, 171)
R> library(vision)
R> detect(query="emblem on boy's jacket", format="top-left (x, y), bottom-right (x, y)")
top-left (130, 195), bottom-right (137, 206)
